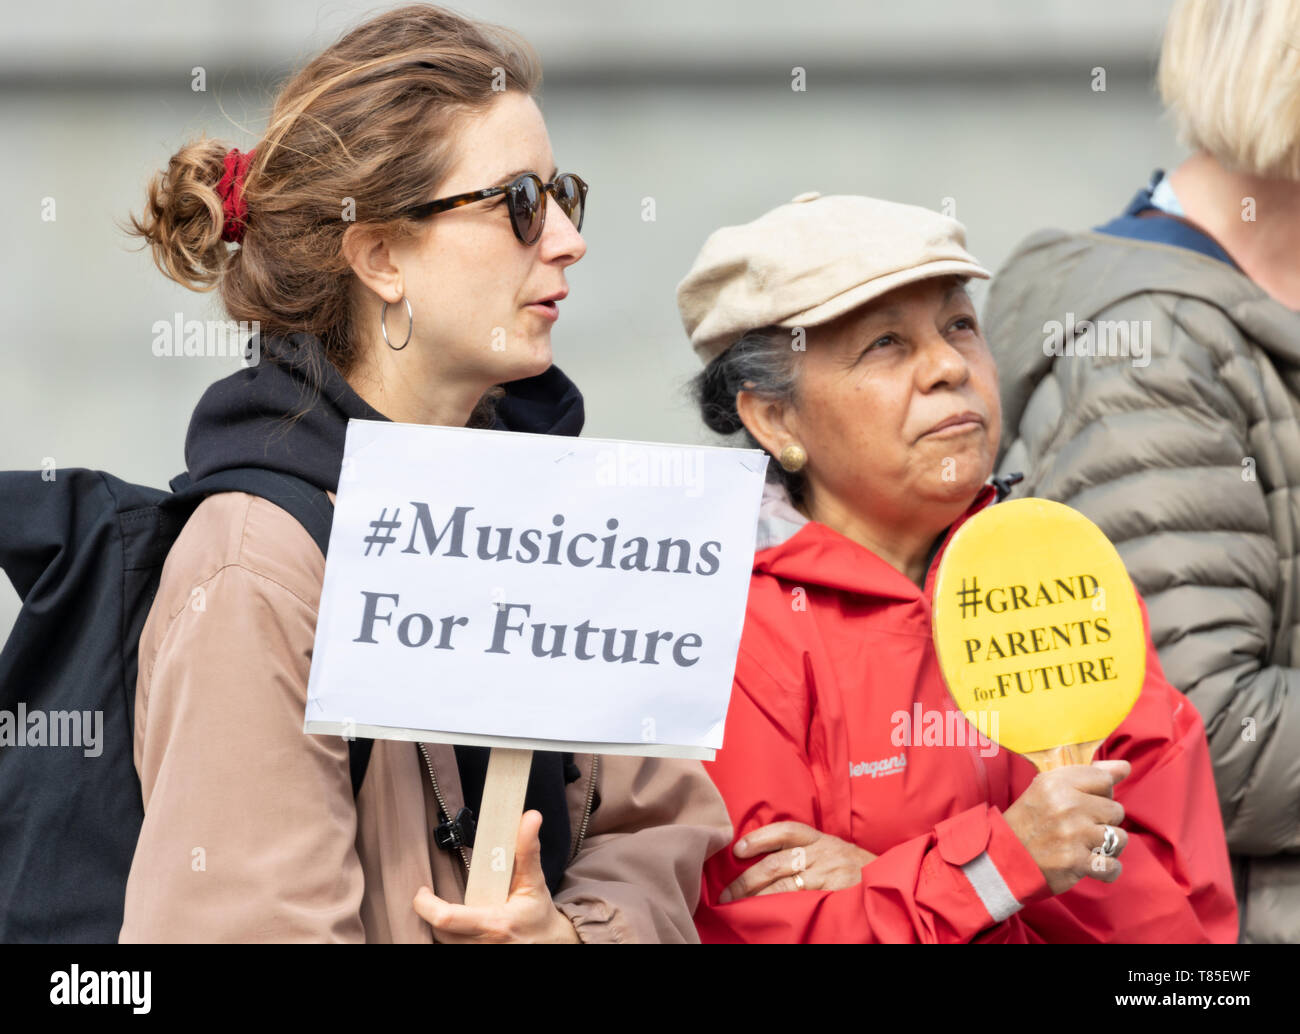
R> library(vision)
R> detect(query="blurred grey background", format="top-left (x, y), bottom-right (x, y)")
top-left (0, 0), bottom-right (1183, 635)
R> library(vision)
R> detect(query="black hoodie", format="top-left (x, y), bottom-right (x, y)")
top-left (185, 331), bottom-right (585, 894)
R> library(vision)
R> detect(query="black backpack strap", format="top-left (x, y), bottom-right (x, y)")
top-left (171, 467), bottom-right (373, 797)
top-left (348, 738), bottom-right (373, 798)
top-left (177, 468), bottom-right (333, 557)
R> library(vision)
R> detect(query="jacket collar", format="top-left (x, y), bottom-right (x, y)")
top-left (185, 331), bottom-right (585, 493)
top-left (752, 480), bottom-right (999, 601)
top-left (1092, 169), bottom-right (1240, 271)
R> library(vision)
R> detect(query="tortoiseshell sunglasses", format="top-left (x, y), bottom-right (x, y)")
top-left (401, 171), bottom-right (587, 245)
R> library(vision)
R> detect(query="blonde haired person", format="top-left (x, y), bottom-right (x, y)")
top-left (1161, 0), bottom-right (1300, 186)
top-left (120, 3), bottom-right (729, 943)
top-left (987, 0), bottom-right (1300, 941)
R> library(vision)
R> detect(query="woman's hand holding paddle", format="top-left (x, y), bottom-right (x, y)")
top-left (1003, 759), bottom-right (1131, 895)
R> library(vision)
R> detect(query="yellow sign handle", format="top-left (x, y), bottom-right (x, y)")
top-left (1021, 738), bottom-right (1104, 772)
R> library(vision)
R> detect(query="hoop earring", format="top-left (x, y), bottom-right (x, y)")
top-left (381, 296), bottom-right (414, 351)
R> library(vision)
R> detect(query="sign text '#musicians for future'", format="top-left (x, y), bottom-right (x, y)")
top-left (350, 500), bottom-right (727, 669)
top-left (368, 501), bottom-right (723, 576)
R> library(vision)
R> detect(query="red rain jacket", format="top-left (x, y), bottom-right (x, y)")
top-left (694, 482), bottom-right (1239, 943)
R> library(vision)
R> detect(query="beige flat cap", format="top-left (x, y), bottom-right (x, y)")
top-left (676, 192), bottom-right (990, 364)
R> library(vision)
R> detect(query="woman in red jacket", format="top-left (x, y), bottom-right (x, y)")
top-left (676, 192), bottom-right (1239, 943)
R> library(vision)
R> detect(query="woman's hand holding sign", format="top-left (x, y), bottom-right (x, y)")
top-left (1003, 759), bottom-right (1131, 894)
top-left (412, 810), bottom-right (580, 943)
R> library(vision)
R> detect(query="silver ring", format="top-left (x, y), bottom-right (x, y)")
top-left (381, 296), bottom-right (413, 351)
top-left (1100, 824), bottom-right (1120, 857)
top-left (792, 872), bottom-right (805, 891)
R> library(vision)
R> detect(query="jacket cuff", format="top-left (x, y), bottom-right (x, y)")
top-left (985, 805), bottom-right (1052, 906)
top-left (555, 899), bottom-right (622, 944)
top-left (934, 804), bottom-right (1051, 924)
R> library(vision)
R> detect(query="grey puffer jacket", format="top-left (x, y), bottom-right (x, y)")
top-left (986, 227), bottom-right (1300, 944)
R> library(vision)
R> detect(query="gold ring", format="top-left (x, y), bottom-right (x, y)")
top-left (793, 872), bottom-right (806, 891)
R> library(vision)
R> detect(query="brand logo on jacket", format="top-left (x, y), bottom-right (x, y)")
top-left (849, 753), bottom-right (907, 779)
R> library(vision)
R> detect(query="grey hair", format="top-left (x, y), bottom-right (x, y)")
top-left (692, 325), bottom-right (806, 503)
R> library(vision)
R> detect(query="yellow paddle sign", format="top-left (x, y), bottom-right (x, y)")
top-left (931, 498), bottom-right (1144, 771)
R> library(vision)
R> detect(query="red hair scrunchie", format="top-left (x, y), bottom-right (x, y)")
top-left (217, 147), bottom-right (256, 244)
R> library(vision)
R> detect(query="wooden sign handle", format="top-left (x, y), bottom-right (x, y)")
top-left (1023, 738), bottom-right (1104, 773)
top-left (463, 747), bottom-right (533, 907)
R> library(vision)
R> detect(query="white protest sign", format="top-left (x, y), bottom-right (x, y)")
top-left (304, 420), bottom-right (768, 760)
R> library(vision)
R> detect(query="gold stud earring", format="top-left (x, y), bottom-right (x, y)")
top-left (778, 443), bottom-right (807, 472)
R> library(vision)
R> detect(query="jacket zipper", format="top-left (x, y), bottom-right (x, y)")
top-left (570, 754), bottom-right (600, 862)
top-left (417, 744), bottom-right (600, 871)
top-left (417, 742), bottom-right (470, 871)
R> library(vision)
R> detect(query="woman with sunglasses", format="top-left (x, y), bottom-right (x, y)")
top-left (120, 3), bottom-right (730, 943)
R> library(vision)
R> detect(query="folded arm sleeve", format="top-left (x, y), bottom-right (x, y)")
top-left (1012, 295), bottom-right (1300, 855)
top-left (120, 564), bottom-right (365, 943)
top-left (693, 656), bottom-right (1052, 943)
top-left (552, 754), bottom-right (733, 944)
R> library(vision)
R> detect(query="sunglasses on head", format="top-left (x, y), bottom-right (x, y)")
top-left (402, 171), bottom-right (588, 245)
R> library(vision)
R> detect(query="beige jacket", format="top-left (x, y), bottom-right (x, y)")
top-left (119, 490), bottom-right (732, 943)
